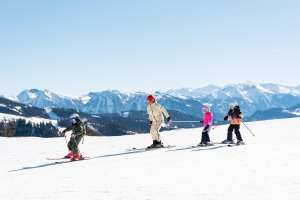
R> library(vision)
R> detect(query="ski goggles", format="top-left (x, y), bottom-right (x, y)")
top-left (70, 118), bottom-right (76, 123)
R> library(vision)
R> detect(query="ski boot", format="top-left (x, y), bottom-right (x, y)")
top-left (147, 140), bottom-right (157, 149)
top-left (147, 144), bottom-right (156, 148)
top-left (236, 140), bottom-right (245, 145)
top-left (147, 140), bottom-right (163, 148)
top-left (71, 154), bottom-right (83, 161)
top-left (156, 141), bottom-right (164, 148)
top-left (197, 142), bottom-right (207, 146)
top-left (198, 142), bottom-right (213, 146)
top-left (64, 151), bottom-right (74, 158)
top-left (222, 139), bottom-right (234, 144)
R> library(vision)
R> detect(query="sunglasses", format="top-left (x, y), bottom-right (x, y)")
top-left (70, 118), bottom-right (76, 123)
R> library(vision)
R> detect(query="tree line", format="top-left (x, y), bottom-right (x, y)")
top-left (0, 117), bottom-right (58, 137)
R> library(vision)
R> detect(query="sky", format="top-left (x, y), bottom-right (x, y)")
top-left (1, 117), bottom-right (300, 199)
top-left (0, 0), bottom-right (300, 96)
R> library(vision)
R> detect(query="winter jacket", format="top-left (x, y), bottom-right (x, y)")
top-left (147, 102), bottom-right (170, 122)
top-left (64, 121), bottom-right (85, 136)
top-left (203, 111), bottom-right (213, 132)
top-left (225, 106), bottom-right (243, 125)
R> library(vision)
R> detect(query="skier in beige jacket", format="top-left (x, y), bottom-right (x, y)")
top-left (146, 94), bottom-right (172, 148)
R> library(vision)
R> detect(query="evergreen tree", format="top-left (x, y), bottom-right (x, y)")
top-left (0, 116), bottom-right (17, 137)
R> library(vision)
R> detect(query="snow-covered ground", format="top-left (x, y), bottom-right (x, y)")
top-left (1, 118), bottom-right (300, 200)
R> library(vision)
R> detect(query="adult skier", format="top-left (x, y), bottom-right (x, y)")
top-left (198, 105), bottom-right (213, 146)
top-left (222, 100), bottom-right (245, 145)
top-left (147, 94), bottom-right (172, 148)
top-left (62, 114), bottom-right (86, 161)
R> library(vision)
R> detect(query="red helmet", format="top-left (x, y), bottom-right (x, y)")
top-left (147, 94), bottom-right (155, 103)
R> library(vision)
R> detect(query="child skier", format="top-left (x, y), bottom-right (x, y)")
top-left (62, 114), bottom-right (86, 161)
top-left (222, 100), bottom-right (245, 145)
top-left (198, 105), bottom-right (213, 146)
top-left (146, 94), bottom-right (172, 148)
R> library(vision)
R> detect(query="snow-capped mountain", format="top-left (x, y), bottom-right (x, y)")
top-left (200, 82), bottom-right (300, 117)
top-left (165, 84), bottom-right (221, 98)
top-left (14, 89), bottom-right (90, 110)
top-left (2, 82), bottom-right (300, 120)
top-left (81, 90), bottom-right (204, 118)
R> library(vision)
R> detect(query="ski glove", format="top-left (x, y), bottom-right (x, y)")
top-left (62, 129), bottom-right (66, 136)
top-left (203, 124), bottom-right (210, 131)
top-left (149, 121), bottom-right (153, 126)
top-left (71, 133), bottom-right (76, 138)
top-left (200, 120), bottom-right (204, 123)
top-left (167, 117), bottom-right (172, 122)
top-left (224, 116), bottom-right (228, 121)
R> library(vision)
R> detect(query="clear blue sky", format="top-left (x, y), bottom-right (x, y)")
top-left (0, 0), bottom-right (299, 96)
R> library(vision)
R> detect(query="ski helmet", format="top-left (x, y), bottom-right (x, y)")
top-left (147, 94), bottom-right (155, 103)
top-left (202, 105), bottom-right (210, 113)
top-left (70, 113), bottom-right (80, 123)
top-left (229, 100), bottom-right (238, 108)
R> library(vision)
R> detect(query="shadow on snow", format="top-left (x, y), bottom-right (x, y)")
top-left (8, 150), bottom-right (146, 172)
top-left (8, 145), bottom-right (231, 172)
top-left (166, 145), bottom-right (227, 152)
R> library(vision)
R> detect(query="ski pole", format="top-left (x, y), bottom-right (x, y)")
top-left (160, 134), bottom-right (169, 146)
top-left (63, 133), bottom-right (69, 151)
top-left (242, 121), bottom-right (255, 137)
top-left (171, 121), bottom-right (200, 122)
top-left (212, 121), bottom-right (224, 130)
top-left (64, 136), bottom-right (68, 145)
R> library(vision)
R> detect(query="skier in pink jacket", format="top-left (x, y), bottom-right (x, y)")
top-left (198, 105), bottom-right (213, 146)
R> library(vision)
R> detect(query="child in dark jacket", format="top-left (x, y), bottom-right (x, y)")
top-left (62, 114), bottom-right (86, 161)
top-left (222, 100), bottom-right (245, 145)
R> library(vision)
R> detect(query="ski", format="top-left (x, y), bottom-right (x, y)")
top-left (190, 141), bottom-right (228, 148)
top-left (54, 156), bottom-right (90, 164)
top-left (190, 141), bottom-right (242, 148)
top-left (126, 145), bottom-right (176, 151)
top-left (145, 145), bottom-right (176, 151)
top-left (46, 157), bottom-right (69, 160)
top-left (190, 145), bottom-right (214, 148)
top-left (228, 142), bottom-right (246, 147)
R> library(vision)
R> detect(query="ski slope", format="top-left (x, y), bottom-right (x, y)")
top-left (1, 118), bottom-right (300, 200)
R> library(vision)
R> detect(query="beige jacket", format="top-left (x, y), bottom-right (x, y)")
top-left (147, 102), bottom-right (170, 122)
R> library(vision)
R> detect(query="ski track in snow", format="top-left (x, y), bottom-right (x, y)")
top-left (1, 118), bottom-right (300, 200)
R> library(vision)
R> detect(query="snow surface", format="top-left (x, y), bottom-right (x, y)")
top-left (1, 118), bottom-right (300, 200)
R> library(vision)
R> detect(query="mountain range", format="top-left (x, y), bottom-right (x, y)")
top-left (2, 81), bottom-right (300, 121)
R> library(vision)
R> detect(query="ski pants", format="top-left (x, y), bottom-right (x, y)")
top-left (201, 131), bottom-right (211, 143)
top-left (227, 124), bottom-right (243, 141)
top-left (150, 120), bottom-right (163, 142)
top-left (67, 135), bottom-right (83, 154)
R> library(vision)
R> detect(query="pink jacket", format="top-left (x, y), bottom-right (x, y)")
top-left (203, 111), bottom-right (213, 132)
